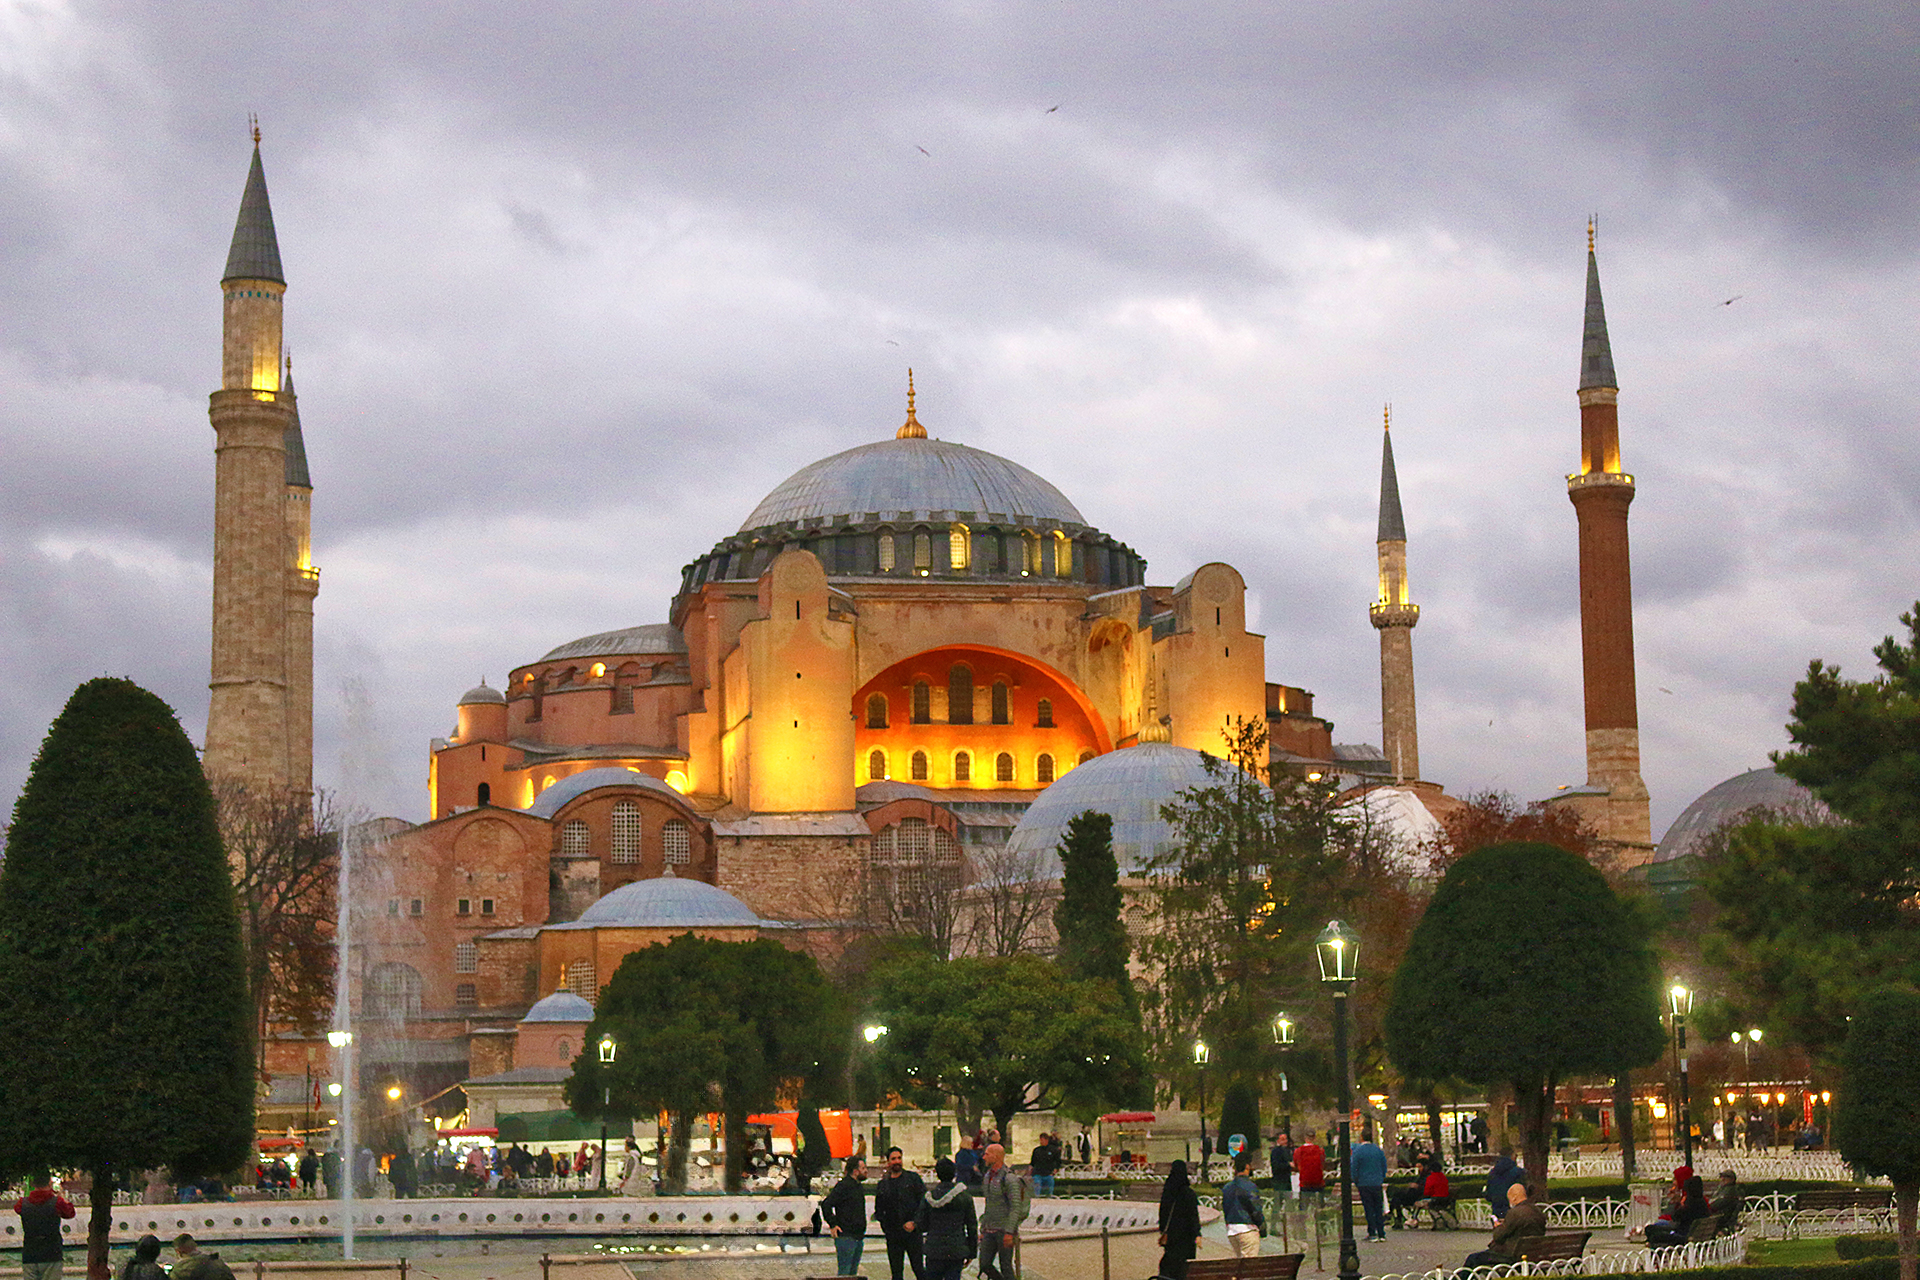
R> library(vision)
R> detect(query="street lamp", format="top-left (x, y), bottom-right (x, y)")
top-left (1193, 1039), bottom-right (1211, 1177)
top-left (1730, 1028), bottom-right (1760, 1148)
top-left (1273, 1013), bottom-right (1296, 1138)
top-left (863, 1026), bottom-right (888, 1155)
top-left (1668, 983), bottom-right (1694, 1167)
top-left (1317, 919), bottom-right (1360, 1280)
top-left (598, 1034), bottom-right (617, 1191)
top-left (326, 1029), bottom-right (357, 1259)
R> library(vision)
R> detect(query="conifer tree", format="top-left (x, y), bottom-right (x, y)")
top-left (0, 679), bottom-right (253, 1279)
top-left (1834, 986), bottom-right (1920, 1280)
top-left (1053, 810), bottom-right (1132, 1001)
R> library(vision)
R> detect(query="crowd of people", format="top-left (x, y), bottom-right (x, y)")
top-left (818, 1140), bottom-right (1033, 1280)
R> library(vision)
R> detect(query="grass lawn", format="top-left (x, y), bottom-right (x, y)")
top-left (1749, 1238), bottom-right (1841, 1265)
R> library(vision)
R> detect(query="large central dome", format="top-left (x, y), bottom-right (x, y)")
top-left (739, 437), bottom-right (1084, 533)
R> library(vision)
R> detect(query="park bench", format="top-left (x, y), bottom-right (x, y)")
top-left (1516, 1231), bottom-right (1591, 1263)
top-left (1121, 1180), bottom-right (1166, 1202)
top-left (1686, 1214), bottom-right (1724, 1243)
top-left (1186, 1253), bottom-right (1306, 1280)
top-left (1785, 1188), bottom-right (1893, 1238)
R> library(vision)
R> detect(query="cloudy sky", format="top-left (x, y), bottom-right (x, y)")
top-left (2, 0), bottom-right (1915, 835)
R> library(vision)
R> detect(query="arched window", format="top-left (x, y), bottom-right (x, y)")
top-left (878, 533), bottom-right (896, 572)
top-left (953, 751), bottom-right (971, 782)
top-left (948, 665), bottom-right (973, 725)
top-left (868, 749), bottom-right (887, 781)
top-left (454, 941), bottom-right (478, 974)
top-left (1053, 530), bottom-right (1073, 578)
top-left (913, 531), bottom-right (932, 574)
top-left (663, 820), bottom-right (691, 866)
top-left (560, 819), bottom-right (589, 858)
top-left (1037, 697), bottom-right (1054, 728)
top-left (1022, 531), bottom-right (1040, 575)
top-left (911, 681), bottom-right (931, 724)
top-left (1079, 750), bottom-right (1095, 765)
top-left (911, 751), bottom-right (929, 782)
top-left (992, 681), bottom-right (1010, 725)
top-left (1036, 753), bottom-right (1055, 784)
top-left (996, 752), bottom-right (1015, 783)
top-left (367, 963), bottom-right (422, 1018)
top-left (870, 818), bottom-right (964, 921)
top-left (949, 522), bottom-right (970, 572)
top-left (564, 960), bottom-right (597, 1001)
top-left (476, 781), bottom-right (491, 806)
top-left (866, 693), bottom-right (889, 729)
top-left (610, 801), bottom-right (641, 864)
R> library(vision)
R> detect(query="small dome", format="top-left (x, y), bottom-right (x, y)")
top-left (740, 437), bottom-right (1084, 532)
top-left (526, 768), bottom-right (683, 818)
top-left (1654, 767), bottom-right (1827, 864)
top-left (540, 624), bottom-right (687, 663)
top-left (572, 875), bottom-right (761, 928)
top-left (459, 683), bottom-right (506, 706)
top-left (522, 990), bottom-right (595, 1023)
top-left (1003, 742), bottom-right (1241, 875)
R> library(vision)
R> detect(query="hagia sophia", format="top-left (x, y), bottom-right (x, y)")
top-left (201, 139), bottom-right (1804, 1130)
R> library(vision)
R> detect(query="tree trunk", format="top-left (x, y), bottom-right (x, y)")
top-left (1487, 1080), bottom-right (1512, 1154)
top-left (663, 1112), bottom-right (691, 1194)
top-left (1513, 1077), bottom-right (1552, 1194)
top-left (1426, 1096), bottom-right (1445, 1161)
top-left (722, 1101), bottom-right (748, 1193)
top-left (87, 1163), bottom-right (113, 1280)
top-left (1896, 1180), bottom-right (1916, 1280)
top-left (1613, 1074), bottom-right (1637, 1181)
top-left (957, 1095), bottom-right (982, 1144)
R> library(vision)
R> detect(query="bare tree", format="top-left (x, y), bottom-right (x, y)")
top-left (957, 843), bottom-right (1058, 958)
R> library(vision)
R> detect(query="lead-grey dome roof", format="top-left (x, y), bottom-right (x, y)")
top-left (1653, 766), bottom-right (1827, 864)
top-left (522, 990), bottom-right (595, 1023)
top-left (540, 624), bottom-right (687, 662)
top-left (459, 683), bottom-right (506, 706)
top-left (740, 437), bottom-right (1084, 532)
top-left (526, 768), bottom-right (684, 818)
top-left (1004, 742), bottom-right (1242, 875)
top-left (559, 874), bottom-right (761, 929)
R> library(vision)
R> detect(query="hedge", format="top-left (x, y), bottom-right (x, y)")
top-left (1651, 1260), bottom-right (1899, 1280)
top-left (1836, 1238), bottom-right (1901, 1261)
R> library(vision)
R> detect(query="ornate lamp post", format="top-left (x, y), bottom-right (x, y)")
top-left (598, 1034), bottom-right (617, 1191)
top-left (1317, 920), bottom-right (1360, 1280)
top-left (864, 1025), bottom-right (888, 1155)
top-left (1272, 1013), bottom-right (1296, 1138)
top-left (1668, 983), bottom-right (1694, 1167)
top-left (1193, 1039), bottom-right (1211, 1178)
top-left (326, 1028), bottom-right (357, 1259)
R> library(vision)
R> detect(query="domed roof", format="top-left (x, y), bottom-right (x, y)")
top-left (522, 989), bottom-right (595, 1023)
top-left (739, 437), bottom-right (1084, 533)
top-left (540, 624), bottom-right (687, 662)
top-left (526, 768), bottom-right (684, 819)
top-left (1004, 742), bottom-right (1240, 875)
top-left (1654, 767), bottom-right (1827, 864)
top-left (563, 874), bottom-right (762, 929)
top-left (459, 682), bottom-right (506, 706)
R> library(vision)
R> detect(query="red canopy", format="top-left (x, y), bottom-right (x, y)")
top-left (437, 1127), bottom-right (498, 1138)
top-left (1101, 1112), bottom-right (1157, 1123)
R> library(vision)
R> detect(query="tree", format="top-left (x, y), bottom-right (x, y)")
top-left (0, 679), bottom-right (253, 1279)
top-left (214, 780), bottom-right (338, 1070)
top-left (794, 1102), bottom-right (832, 1188)
top-left (959, 844), bottom-right (1057, 957)
top-left (1703, 604), bottom-right (1920, 1053)
top-left (1385, 841), bottom-right (1664, 1184)
top-left (1834, 987), bottom-right (1920, 1280)
top-left (867, 952), bottom-right (1146, 1135)
top-left (1054, 811), bottom-right (1132, 1003)
top-left (1421, 789), bottom-right (1604, 871)
top-left (565, 934), bottom-right (847, 1193)
top-left (1219, 1079), bottom-right (1261, 1157)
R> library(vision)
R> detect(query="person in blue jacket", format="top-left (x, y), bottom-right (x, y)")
top-left (1350, 1128), bottom-right (1388, 1242)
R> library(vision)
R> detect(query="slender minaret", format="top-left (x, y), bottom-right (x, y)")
top-left (1369, 406), bottom-right (1420, 782)
top-left (205, 124), bottom-right (302, 795)
top-left (1567, 223), bottom-right (1651, 855)
top-left (283, 353), bottom-right (318, 798)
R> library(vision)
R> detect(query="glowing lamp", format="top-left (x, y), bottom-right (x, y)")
top-left (1316, 920), bottom-right (1358, 984)
top-left (599, 1034), bottom-right (617, 1064)
top-left (863, 1024), bottom-right (888, 1044)
top-left (1272, 1013), bottom-right (1295, 1046)
top-left (1193, 1040), bottom-right (1210, 1066)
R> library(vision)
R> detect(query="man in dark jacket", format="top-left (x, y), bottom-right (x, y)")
top-left (819, 1156), bottom-right (869, 1276)
top-left (916, 1158), bottom-right (977, 1280)
top-left (1269, 1131), bottom-right (1294, 1199)
top-left (1465, 1182), bottom-right (1546, 1267)
top-left (872, 1146), bottom-right (927, 1280)
top-left (14, 1174), bottom-right (75, 1280)
top-left (1222, 1154), bottom-right (1267, 1259)
top-left (1029, 1134), bottom-right (1059, 1197)
top-left (1484, 1147), bottom-right (1526, 1220)
top-left (169, 1235), bottom-right (237, 1280)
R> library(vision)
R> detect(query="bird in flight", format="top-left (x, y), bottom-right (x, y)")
top-left (1046, 104), bottom-right (1061, 113)
top-left (885, 340), bottom-right (900, 346)
top-left (916, 145), bottom-right (930, 156)
top-left (1720, 295), bottom-right (1744, 306)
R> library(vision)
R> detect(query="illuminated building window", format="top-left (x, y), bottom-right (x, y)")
top-left (1037, 698), bottom-right (1054, 728)
top-left (1036, 753), bottom-right (1055, 784)
top-left (454, 941), bottom-right (478, 974)
top-left (589, 662), bottom-right (606, 679)
top-left (610, 801), bottom-right (641, 864)
top-left (866, 693), bottom-right (889, 729)
top-left (878, 533), bottom-right (896, 572)
top-left (911, 751), bottom-right (929, 781)
top-left (564, 960), bottom-right (597, 1001)
top-left (663, 819), bottom-right (691, 866)
top-left (953, 751), bottom-right (971, 783)
top-left (948, 665), bottom-right (973, 725)
top-left (996, 752), bottom-right (1014, 783)
top-left (868, 749), bottom-right (887, 781)
top-left (912, 681), bottom-right (931, 724)
top-left (949, 523), bottom-right (970, 572)
top-left (455, 983), bottom-right (477, 1010)
top-left (1054, 530), bottom-right (1072, 578)
top-left (561, 819), bottom-right (589, 858)
top-left (1079, 750), bottom-right (1095, 765)
top-left (913, 532), bottom-right (932, 574)
top-left (367, 962), bottom-right (422, 1019)
top-left (991, 681), bottom-right (1010, 725)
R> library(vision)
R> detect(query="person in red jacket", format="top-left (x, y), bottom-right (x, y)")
top-left (15, 1174), bottom-right (76, 1280)
top-left (1294, 1134), bottom-right (1326, 1210)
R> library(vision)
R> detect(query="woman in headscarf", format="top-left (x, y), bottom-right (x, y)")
top-left (1645, 1175), bottom-right (1709, 1246)
top-left (1158, 1159), bottom-right (1203, 1279)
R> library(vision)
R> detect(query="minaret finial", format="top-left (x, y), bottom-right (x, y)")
top-left (1588, 215), bottom-right (1596, 254)
top-left (1384, 402), bottom-right (1391, 432)
top-left (896, 368), bottom-right (927, 439)
top-left (250, 113), bottom-right (261, 147)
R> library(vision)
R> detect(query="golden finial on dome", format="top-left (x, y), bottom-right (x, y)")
top-left (1588, 215), bottom-right (1596, 254)
top-left (896, 368), bottom-right (927, 439)
top-left (1384, 402), bottom-right (1391, 432)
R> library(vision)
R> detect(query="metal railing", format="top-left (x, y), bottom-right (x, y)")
top-left (1361, 1229), bottom-right (1748, 1280)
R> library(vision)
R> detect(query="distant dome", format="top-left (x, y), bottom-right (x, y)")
top-left (458, 683), bottom-right (506, 706)
top-left (1654, 767), bottom-right (1827, 864)
top-left (522, 990), bottom-right (594, 1023)
top-left (1003, 742), bottom-right (1238, 875)
top-left (526, 768), bottom-right (683, 818)
top-left (568, 875), bottom-right (761, 929)
top-left (540, 624), bottom-right (687, 663)
top-left (740, 437), bottom-right (1084, 532)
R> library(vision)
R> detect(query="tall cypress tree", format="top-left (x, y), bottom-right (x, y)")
top-left (0, 679), bottom-right (253, 1278)
top-left (1053, 810), bottom-right (1132, 1001)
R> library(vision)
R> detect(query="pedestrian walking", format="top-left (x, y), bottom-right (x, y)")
top-left (978, 1142), bottom-right (1031, 1280)
top-left (873, 1146), bottom-right (927, 1280)
top-left (1351, 1128), bottom-right (1388, 1242)
top-left (1223, 1154), bottom-right (1267, 1258)
top-left (916, 1157), bottom-right (977, 1280)
top-left (14, 1174), bottom-right (75, 1280)
top-left (1156, 1159), bottom-right (1202, 1280)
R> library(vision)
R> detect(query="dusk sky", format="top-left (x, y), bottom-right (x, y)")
top-left (3, 1), bottom-right (1915, 835)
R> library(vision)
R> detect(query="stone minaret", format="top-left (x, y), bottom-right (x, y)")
top-left (1566, 225), bottom-right (1651, 856)
top-left (283, 354), bottom-right (318, 797)
top-left (1369, 407), bottom-right (1420, 782)
top-left (205, 130), bottom-right (313, 797)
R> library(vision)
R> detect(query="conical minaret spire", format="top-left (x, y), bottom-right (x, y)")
top-left (1561, 222), bottom-right (1651, 858)
top-left (1369, 405), bottom-right (1420, 782)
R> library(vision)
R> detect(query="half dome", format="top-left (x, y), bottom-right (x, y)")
top-left (1003, 741), bottom-right (1238, 876)
top-left (739, 437), bottom-right (1084, 532)
top-left (525, 767), bottom-right (684, 819)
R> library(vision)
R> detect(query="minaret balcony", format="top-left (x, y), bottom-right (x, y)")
top-left (1566, 470), bottom-right (1634, 492)
top-left (1369, 602), bottom-right (1420, 628)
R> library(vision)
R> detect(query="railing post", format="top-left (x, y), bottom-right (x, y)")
top-left (1101, 1224), bottom-right (1110, 1280)
top-left (540, 1254), bottom-right (552, 1280)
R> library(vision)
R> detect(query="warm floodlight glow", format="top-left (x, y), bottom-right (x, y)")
top-left (1272, 1013), bottom-right (1295, 1046)
top-left (665, 770), bottom-right (689, 793)
top-left (1193, 1039), bottom-right (1210, 1066)
top-left (599, 1034), bottom-right (617, 1064)
top-left (864, 1024), bottom-right (888, 1043)
top-left (1668, 983), bottom-right (1692, 1016)
top-left (327, 1030), bottom-right (353, 1048)
top-left (386, 1085), bottom-right (402, 1101)
top-left (1316, 919), bottom-right (1358, 983)
top-left (327, 1083), bottom-right (342, 1098)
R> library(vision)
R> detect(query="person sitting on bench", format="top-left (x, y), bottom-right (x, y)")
top-left (1464, 1182), bottom-right (1544, 1267)
top-left (1391, 1155), bottom-right (1451, 1228)
top-left (1645, 1175), bottom-right (1708, 1246)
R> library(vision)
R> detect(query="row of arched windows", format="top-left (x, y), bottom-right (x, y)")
top-left (679, 522), bottom-right (1148, 593)
top-left (560, 804), bottom-right (693, 866)
top-left (866, 678), bottom-right (1054, 728)
top-left (868, 748), bottom-right (1091, 785)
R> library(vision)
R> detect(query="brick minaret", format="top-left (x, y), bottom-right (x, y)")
top-left (1565, 225), bottom-right (1651, 855)
top-left (205, 129), bottom-right (313, 796)
top-left (1369, 407), bottom-right (1420, 782)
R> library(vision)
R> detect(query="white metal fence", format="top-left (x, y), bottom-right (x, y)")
top-left (1363, 1229), bottom-right (1748, 1280)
